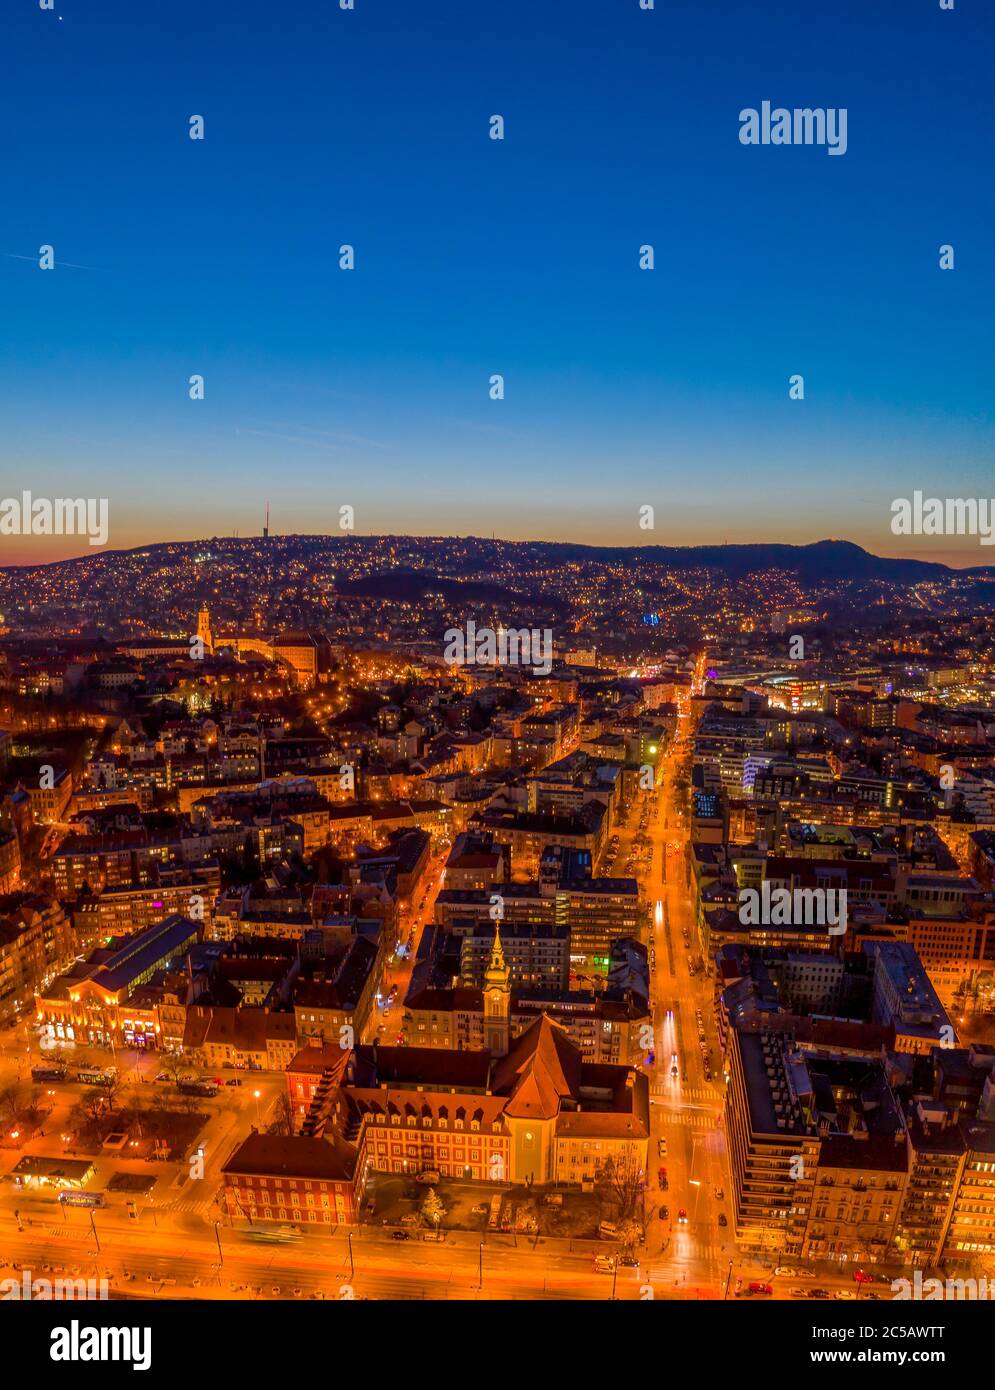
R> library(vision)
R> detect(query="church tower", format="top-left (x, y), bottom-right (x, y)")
top-left (196, 603), bottom-right (213, 655)
top-left (483, 922), bottom-right (511, 1057)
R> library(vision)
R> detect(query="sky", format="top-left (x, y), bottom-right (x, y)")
top-left (1, 0), bottom-right (994, 566)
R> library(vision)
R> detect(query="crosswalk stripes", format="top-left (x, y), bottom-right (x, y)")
top-left (169, 1198), bottom-right (209, 1215)
top-left (652, 1106), bottom-right (720, 1128)
top-left (646, 1245), bottom-right (727, 1276)
top-left (649, 1084), bottom-right (721, 1104)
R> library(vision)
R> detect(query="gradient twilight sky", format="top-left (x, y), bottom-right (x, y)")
top-left (1, 0), bottom-right (993, 567)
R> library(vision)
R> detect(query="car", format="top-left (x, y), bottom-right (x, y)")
top-left (789, 1287), bottom-right (809, 1299)
top-left (748, 1282), bottom-right (773, 1296)
top-left (594, 1255), bottom-right (617, 1273)
top-left (657, 1138), bottom-right (667, 1158)
top-left (292, 1288), bottom-right (304, 1298)
top-left (808, 1288), bottom-right (831, 1299)
top-left (617, 1255), bottom-right (639, 1268)
top-left (659, 1206), bottom-right (669, 1220)
top-left (271, 1286), bottom-right (281, 1296)
top-left (677, 1209), bottom-right (688, 1224)
top-left (718, 1213), bottom-right (727, 1227)
top-left (399, 1213), bottom-right (420, 1226)
top-left (658, 1166), bottom-right (667, 1181)
top-left (415, 1169), bottom-right (440, 1184)
top-left (774, 1266), bottom-right (797, 1277)
top-left (471, 1203), bottom-right (488, 1216)
top-left (864, 1292), bottom-right (884, 1301)
top-left (715, 1188), bottom-right (724, 1200)
top-left (835, 1289), bottom-right (855, 1300)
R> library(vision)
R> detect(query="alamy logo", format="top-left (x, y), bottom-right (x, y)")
top-left (738, 883), bottom-right (847, 935)
top-left (443, 620), bottom-right (553, 676)
top-left (891, 491), bottom-right (995, 546)
top-left (50, 1320), bottom-right (151, 1371)
top-left (892, 1272), bottom-right (995, 1301)
top-left (2, 1270), bottom-right (108, 1301)
top-left (739, 102), bottom-right (847, 156)
top-left (0, 491), bottom-right (109, 547)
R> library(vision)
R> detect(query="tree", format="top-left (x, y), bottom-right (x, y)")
top-left (268, 1091), bottom-right (295, 1137)
top-left (421, 1187), bottom-right (445, 1229)
top-left (596, 1155), bottom-right (646, 1227)
top-left (0, 1084), bottom-right (20, 1128)
top-left (161, 1052), bottom-right (188, 1085)
top-left (81, 1087), bottom-right (108, 1124)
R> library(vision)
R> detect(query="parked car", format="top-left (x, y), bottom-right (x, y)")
top-left (415, 1169), bottom-right (440, 1184)
top-left (718, 1213), bottom-right (727, 1227)
top-left (659, 1205), bottom-right (669, 1221)
top-left (391, 1231), bottom-right (410, 1241)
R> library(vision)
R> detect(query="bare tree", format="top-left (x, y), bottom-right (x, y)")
top-left (268, 1091), bottom-right (295, 1137)
top-left (595, 1155), bottom-right (646, 1228)
top-left (0, 1084), bottom-right (20, 1128)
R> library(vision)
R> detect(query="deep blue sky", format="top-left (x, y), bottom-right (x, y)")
top-left (2, 0), bottom-right (993, 564)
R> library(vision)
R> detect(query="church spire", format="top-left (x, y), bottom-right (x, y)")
top-left (486, 921), bottom-right (508, 982)
top-left (483, 921), bottom-right (511, 1056)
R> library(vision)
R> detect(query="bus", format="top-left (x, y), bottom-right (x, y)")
top-left (75, 1069), bottom-right (116, 1087)
top-left (31, 1065), bottom-right (68, 1083)
top-left (58, 1191), bottom-right (106, 1209)
top-left (245, 1226), bottom-right (302, 1244)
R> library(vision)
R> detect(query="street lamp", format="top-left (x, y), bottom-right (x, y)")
top-left (253, 1089), bottom-right (261, 1126)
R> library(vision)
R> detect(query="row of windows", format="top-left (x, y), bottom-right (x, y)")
top-left (365, 1113), bottom-right (498, 1133)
